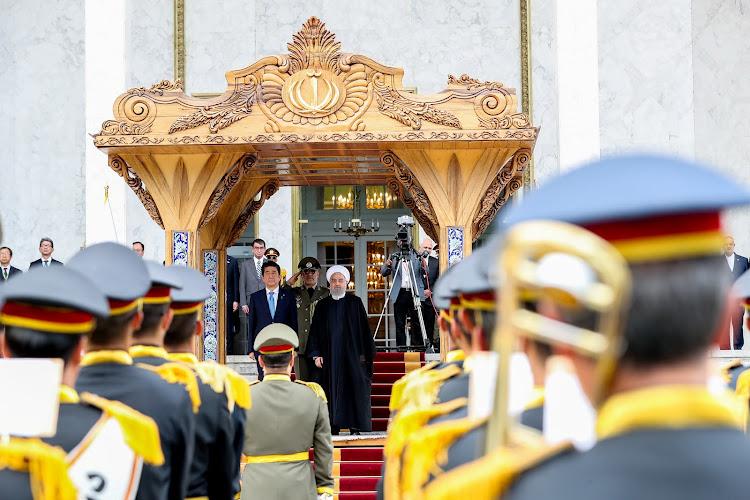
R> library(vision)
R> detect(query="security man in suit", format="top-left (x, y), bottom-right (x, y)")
top-left (226, 254), bottom-right (240, 354)
top-left (240, 238), bottom-right (268, 354)
top-left (164, 264), bottom-right (251, 499)
top-left (68, 242), bottom-right (196, 500)
top-left (241, 323), bottom-right (334, 500)
top-left (0, 265), bottom-right (165, 500)
top-left (283, 257), bottom-right (331, 381)
top-left (28, 237), bottom-right (63, 268)
top-left (418, 238), bottom-right (440, 349)
top-left (247, 260), bottom-right (298, 380)
top-left (0, 246), bottom-right (23, 284)
top-left (724, 236), bottom-right (749, 349)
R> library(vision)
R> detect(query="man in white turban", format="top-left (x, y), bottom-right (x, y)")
top-left (308, 265), bottom-right (376, 434)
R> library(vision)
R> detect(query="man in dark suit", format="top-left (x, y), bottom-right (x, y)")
top-left (418, 238), bottom-right (440, 350)
top-left (725, 236), bottom-right (749, 349)
top-left (28, 237), bottom-right (63, 268)
top-left (226, 254), bottom-right (240, 354)
top-left (0, 247), bottom-right (23, 284)
top-left (239, 238), bottom-right (267, 353)
top-left (247, 261), bottom-right (298, 380)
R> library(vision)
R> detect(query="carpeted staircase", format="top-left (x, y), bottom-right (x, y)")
top-left (370, 351), bottom-right (425, 431)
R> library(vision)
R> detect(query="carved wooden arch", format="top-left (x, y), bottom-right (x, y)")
top-left (225, 179), bottom-right (280, 247)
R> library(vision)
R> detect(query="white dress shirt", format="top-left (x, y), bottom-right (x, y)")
top-left (727, 253), bottom-right (736, 272)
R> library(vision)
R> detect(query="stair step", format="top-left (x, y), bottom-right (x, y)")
top-left (374, 352), bottom-right (425, 362)
top-left (371, 383), bottom-right (393, 396)
top-left (338, 447), bottom-right (383, 462)
top-left (372, 373), bottom-right (405, 384)
top-left (371, 419), bottom-right (389, 432)
top-left (337, 494), bottom-right (377, 500)
top-left (370, 394), bottom-right (391, 407)
top-left (371, 407), bottom-right (390, 419)
top-left (339, 477), bottom-right (380, 492)
top-left (337, 462), bottom-right (383, 477)
top-left (369, 361), bottom-right (419, 373)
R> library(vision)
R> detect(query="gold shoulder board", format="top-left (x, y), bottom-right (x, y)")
top-left (295, 380), bottom-right (328, 402)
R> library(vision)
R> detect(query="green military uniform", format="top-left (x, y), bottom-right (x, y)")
top-left (282, 257), bottom-right (330, 381)
top-left (241, 323), bottom-right (334, 500)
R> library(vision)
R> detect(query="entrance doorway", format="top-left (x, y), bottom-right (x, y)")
top-left (301, 186), bottom-right (414, 349)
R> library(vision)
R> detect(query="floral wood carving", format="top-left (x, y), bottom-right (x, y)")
top-left (447, 74), bottom-right (529, 130)
top-left (108, 156), bottom-right (164, 229)
top-left (170, 78), bottom-right (258, 134)
top-left (99, 80), bottom-right (184, 136)
top-left (381, 152), bottom-right (440, 241)
top-left (471, 148), bottom-right (531, 240)
top-left (374, 74), bottom-right (461, 130)
top-left (226, 179), bottom-right (280, 247)
top-left (198, 153), bottom-right (258, 229)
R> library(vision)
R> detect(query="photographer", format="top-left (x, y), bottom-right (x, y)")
top-left (380, 223), bottom-right (425, 349)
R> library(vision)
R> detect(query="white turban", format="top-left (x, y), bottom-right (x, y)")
top-left (326, 265), bottom-right (350, 283)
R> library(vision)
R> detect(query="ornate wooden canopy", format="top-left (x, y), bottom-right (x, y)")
top-left (93, 16), bottom-right (538, 361)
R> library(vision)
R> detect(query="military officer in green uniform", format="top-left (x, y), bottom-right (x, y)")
top-left (283, 256), bottom-right (330, 381)
top-left (241, 323), bottom-right (334, 500)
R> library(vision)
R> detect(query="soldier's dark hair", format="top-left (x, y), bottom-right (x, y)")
top-left (4, 326), bottom-right (81, 363)
top-left (262, 261), bottom-right (281, 276)
top-left (89, 309), bottom-right (138, 346)
top-left (457, 309), bottom-right (496, 348)
top-left (621, 255), bottom-right (729, 366)
top-left (133, 303), bottom-right (170, 339)
top-left (164, 311), bottom-right (199, 347)
top-left (0, 246), bottom-right (12, 256)
top-left (261, 351), bottom-right (293, 369)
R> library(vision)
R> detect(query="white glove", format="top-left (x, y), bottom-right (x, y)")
top-left (317, 494), bottom-right (333, 500)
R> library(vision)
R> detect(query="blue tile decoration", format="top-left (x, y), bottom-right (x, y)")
top-left (203, 250), bottom-right (219, 361)
top-left (447, 227), bottom-right (464, 267)
top-left (172, 231), bottom-right (189, 267)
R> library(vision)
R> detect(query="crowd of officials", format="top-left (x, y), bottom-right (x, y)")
top-left (5, 153), bottom-right (750, 499)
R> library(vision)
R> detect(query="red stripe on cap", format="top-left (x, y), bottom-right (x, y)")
top-left (583, 212), bottom-right (720, 242)
top-left (259, 344), bottom-right (294, 354)
top-left (1, 301), bottom-right (93, 325)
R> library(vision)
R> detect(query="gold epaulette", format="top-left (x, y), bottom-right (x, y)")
top-left (723, 359), bottom-right (744, 383)
top-left (295, 380), bottom-right (328, 402)
top-left (423, 441), bottom-right (573, 500)
top-left (383, 397), bottom-right (467, 500)
top-left (736, 370), bottom-right (750, 432)
top-left (401, 363), bottom-right (463, 411)
top-left (194, 362), bottom-right (252, 411)
top-left (0, 437), bottom-right (76, 500)
top-left (390, 361), bottom-right (440, 413)
top-left (401, 416), bottom-right (487, 499)
top-left (248, 380), bottom-right (261, 387)
top-left (137, 362), bottom-right (201, 413)
top-left (80, 392), bottom-right (165, 466)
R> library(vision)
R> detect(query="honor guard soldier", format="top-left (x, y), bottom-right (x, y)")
top-left (0, 266), bottom-right (164, 500)
top-left (283, 256), bottom-right (331, 381)
top-left (264, 247), bottom-right (287, 283)
top-left (438, 155), bottom-right (750, 500)
top-left (164, 264), bottom-right (251, 500)
top-left (242, 323), bottom-right (334, 500)
top-left (69, 242), bottom-right (196, 500)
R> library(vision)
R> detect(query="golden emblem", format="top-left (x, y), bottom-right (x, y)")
top-left (282, 69), bottom-right (346, 118)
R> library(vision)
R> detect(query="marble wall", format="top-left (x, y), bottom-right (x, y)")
top-left (692, 0), bottom-right (750, 252)
top-left (0, 1), bottom-right (87, 266)
top-left (258, 187), bottom-right (293, 275)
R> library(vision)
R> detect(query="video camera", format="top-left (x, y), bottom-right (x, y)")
top-left (389, 216), bottom-right (423, 261)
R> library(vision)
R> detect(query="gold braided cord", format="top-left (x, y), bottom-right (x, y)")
top-left (295, 380), bottom-right (328, 402)
top-left (79, 392), bottom-right (165, 466)
top-left (401, 416), bottom-right (487, 499)
top-left (136, 362), bottom-right (202, 413)
top-left (129, 345), bottom-right (169, 360)
top-left (0, 437), bottom-right (76, 500)
top-left (390, 361), bottom-right (439, 412)
top-left (193, 361), bottom-right (252, 410)
top-left (81, 350), bottom-right (133, 366)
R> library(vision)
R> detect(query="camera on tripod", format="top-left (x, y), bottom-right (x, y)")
top-left (391, 215), bottom-right (417, 259)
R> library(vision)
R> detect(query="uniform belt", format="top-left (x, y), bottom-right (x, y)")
top-left (244, 451), bottom-right (309, 464)
top-left (186, 497), bottom-right (208, 500)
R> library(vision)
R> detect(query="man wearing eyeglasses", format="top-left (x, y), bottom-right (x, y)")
top-left (29, 237), bottom-right (63, 268)
top-left (284, 257), bottom-right (330, 381)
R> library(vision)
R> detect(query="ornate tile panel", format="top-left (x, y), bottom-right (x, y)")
top-left (203, 250), bottom-right (219, 361)
top-left (447, 227), bottom-right (464, 266)
top-left (172, 231), bottom-right (189, 266)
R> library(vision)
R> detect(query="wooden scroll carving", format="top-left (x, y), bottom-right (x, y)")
top-left (198, 153), bottom-right (258, 229)
top-left (225, 179), bottom-right (280, 247)
top-left (471, 148), bottom-right (531, 240)
top-left (381, 152), bottom-right (439, 242)
top-left (108, 155), bottom-right (164, 229)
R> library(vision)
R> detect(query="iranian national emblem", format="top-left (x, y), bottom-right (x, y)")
top-left (282, 69), bottom-right (346, 118)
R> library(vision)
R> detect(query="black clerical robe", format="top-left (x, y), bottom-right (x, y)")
top-left (308, 294), bottom-right (376, 430)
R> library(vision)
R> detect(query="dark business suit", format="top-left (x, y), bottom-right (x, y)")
top-left (226, 255), bottom-right (240, 354)
top-left (246, 287), bottom-right (298, 379)
top-left (239, 257), bottom-right (266, 354)
top-left (729, 253), bottom-right (749, 349)
top-left (0, 265), bottom-right (22, 284)
top-left (421, 256), bottom-right (440, 347)
top-left (29, 258), bottom-right (63, 268)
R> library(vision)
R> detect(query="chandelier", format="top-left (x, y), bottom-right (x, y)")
top-left (334, 189), bottom-right (379, 239)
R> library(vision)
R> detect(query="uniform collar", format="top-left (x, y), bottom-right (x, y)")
top-left (263, 374), bottom-right (291, 382)
top-left (167, 352), bottom-right (198, 365)
top-left (129, 345), bottom-right (168, 360)
top-left (596, 384), bottom-right (740, 440)
top-left (81, 350), bottom-right (133, 367)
